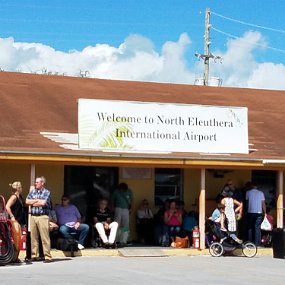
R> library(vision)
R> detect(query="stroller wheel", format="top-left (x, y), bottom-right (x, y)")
top-left (242, 241), bottom-right (257, 258)
top-left (209, 242), bottom-right (224, 257)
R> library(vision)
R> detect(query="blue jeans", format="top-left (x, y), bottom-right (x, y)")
top-left (168, 225), bottom-right (181, 239)
top-left (59, 224), bottom-right (89, 246)
top-left (246, 213), bottom-right (263, 246)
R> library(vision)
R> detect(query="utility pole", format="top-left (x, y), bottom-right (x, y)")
top-left (195, 8), bottom-right (222, 86)
top-left (204, 8), bottom-right (211, 86)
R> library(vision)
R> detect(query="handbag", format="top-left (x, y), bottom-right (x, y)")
top-left (261, 215), bottom-right (272, 231)
top-left (56, 237), bottom-right (78, 253)
top-left (171, 236), bottom-right (189, 248)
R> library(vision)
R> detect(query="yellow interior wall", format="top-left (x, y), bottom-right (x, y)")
top-left (183, 169), bottom-right (201, 213)
top-left (0, 163), bottom-right (64, 206)
top-left (1, 163), bottom-right (283, 240)
top-left (116, 167), bottom-right (253, 240)
top-left (205, 169), bottom-right (252, 199)
top-left (36, 164), bottom-right (65, 206)
top-left (118, 167), bottom-right (155, 241)
top-left (183, 169), bottom-right (252, 217)
top-left (0, 163), bottom-right (31, 200)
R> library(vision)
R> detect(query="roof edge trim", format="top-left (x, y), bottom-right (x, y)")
top-left (0, 150), bottom-right (266, 168)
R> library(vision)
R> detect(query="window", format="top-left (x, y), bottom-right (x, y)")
top-left (154, 168), bottom-right (183, 206)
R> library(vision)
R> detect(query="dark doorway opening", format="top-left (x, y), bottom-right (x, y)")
top-left (252, 170), bottom-right (276, 208)
top-left (64, 166), bottom-right (119, 223)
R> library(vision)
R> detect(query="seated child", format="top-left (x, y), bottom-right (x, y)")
top-left (209, 203), bottom-right (226, 237)
top-left (210, 203), bottom-right (242, 244)
top-left (210, 203), bottom-right (226, 227)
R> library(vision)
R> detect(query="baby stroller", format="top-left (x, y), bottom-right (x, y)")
top-left (205, 219), bottom-right (257, 258)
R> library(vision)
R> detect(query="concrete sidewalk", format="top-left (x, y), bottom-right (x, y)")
top-left (18, 246), bottom-right (273, 258)
top-left (2, 255), bottom-right (284, 285)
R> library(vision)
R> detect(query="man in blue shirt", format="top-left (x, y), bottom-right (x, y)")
top-left (26, 176), bottom-right (52, 263)
top-left (246, 183), bottom-right (266, 246)
top-left (55, 195), bottom-right (89, 250)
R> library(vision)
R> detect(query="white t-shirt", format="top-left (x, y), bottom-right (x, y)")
top-left (246, 188), bottom-right (265, 214)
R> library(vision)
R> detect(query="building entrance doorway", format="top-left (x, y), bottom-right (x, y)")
top-left (64, 166), bottom-right (118, 223)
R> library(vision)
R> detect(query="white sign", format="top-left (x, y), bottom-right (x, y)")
top-left (78, 99), bottom-right (248, 154)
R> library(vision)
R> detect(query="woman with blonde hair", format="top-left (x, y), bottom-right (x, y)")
top-left (6, 181), bottom-right (26, 225)
top-left (5, 181), bottom-right (26, 262)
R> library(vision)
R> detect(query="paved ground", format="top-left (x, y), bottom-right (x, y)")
top-left (1, 255), bottom-right (284, 285)
top-left (17, 245), bottom-right (274, 258)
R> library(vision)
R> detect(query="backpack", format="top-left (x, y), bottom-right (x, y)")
top-left (56, 237), bottom-right (78, 256)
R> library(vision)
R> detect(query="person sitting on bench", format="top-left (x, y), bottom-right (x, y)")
top-left (92, 198), bottom-right (118, 248)
top-left (55, 195), bottom-right (89, 250)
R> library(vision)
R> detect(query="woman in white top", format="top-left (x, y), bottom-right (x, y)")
top-left (220, 186), bottom-right (243, 232)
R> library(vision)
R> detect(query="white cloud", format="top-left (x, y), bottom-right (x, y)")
top-left (209, 31), bottom-right (285, 90)
top-left (247, 62), bottom-right (285, 89)
top-left (0, 31), bottom-right (285, 90)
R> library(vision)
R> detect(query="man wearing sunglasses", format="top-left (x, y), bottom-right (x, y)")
top-left (55, 195), bottom-right (89, 250)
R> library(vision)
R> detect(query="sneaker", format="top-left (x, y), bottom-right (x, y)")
top-left (43, 259), bottom-right (52, 263)
top-left (78, 244), bottom-right (85, 250)
top-left (234, 237), bottom-right (243, 244)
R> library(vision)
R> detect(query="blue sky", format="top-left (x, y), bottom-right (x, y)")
top-left (0, 0), bottom-right (285, 89)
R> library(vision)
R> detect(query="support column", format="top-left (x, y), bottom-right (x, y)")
top-left (199, 168), bottom-right (206, 249)
top-left (277, 170), bottom-right (283, 228)
top-left (28, 164), bottom-right (36, 232)
top-left (30, 164), bottom-right (36, 185)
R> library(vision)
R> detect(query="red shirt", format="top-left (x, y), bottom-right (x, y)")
top-left (165, 209), bottom-right (182, 226)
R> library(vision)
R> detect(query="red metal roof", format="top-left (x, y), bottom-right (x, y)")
top-left (0, 72), bottom-right (285, 167)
